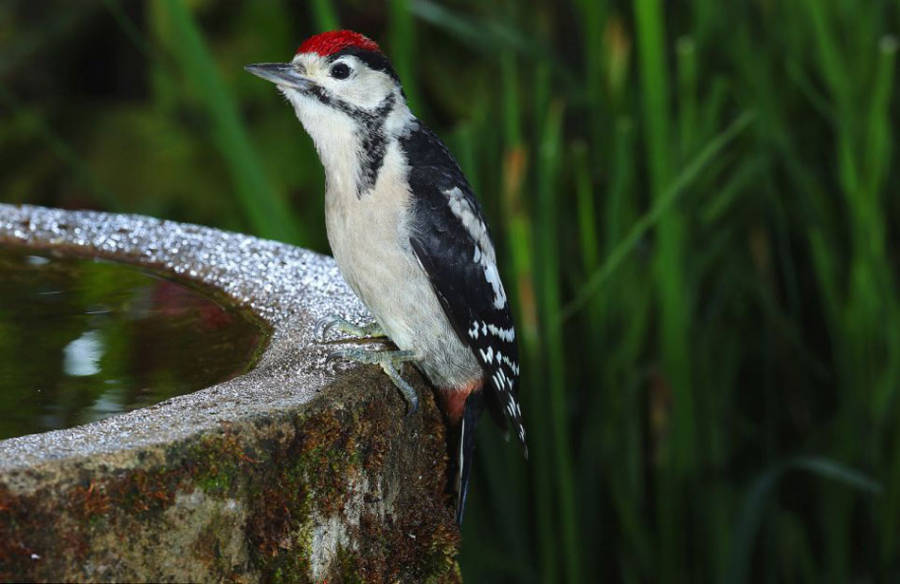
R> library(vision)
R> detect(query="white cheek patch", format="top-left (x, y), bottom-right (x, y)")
top-left (318, 57), bottom-right (395, 110)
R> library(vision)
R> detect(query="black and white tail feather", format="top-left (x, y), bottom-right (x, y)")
top-left (402, 122), bottom-right (527, 524)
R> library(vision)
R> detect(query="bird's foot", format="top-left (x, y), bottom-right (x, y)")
top-left (315, 314), bottom-right (386, 342)
top-left (328, 348), bottom-right (420, 415)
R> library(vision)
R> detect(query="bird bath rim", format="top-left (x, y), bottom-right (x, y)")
top-left (0, 203), bottom-right (368, 487)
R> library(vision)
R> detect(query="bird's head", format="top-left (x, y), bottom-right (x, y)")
top-left (245, 30), bottom-right (408, 151)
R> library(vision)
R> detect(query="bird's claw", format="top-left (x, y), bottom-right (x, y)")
top-left (315, 314), bottom-right (386, 342)
top-left (325, 349), bottom-right (347, 364)
top-left (328, 347), bottom-right (420, 416)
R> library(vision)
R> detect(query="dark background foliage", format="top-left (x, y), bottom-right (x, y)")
top-left (3, 0), bottom-right (899, 581)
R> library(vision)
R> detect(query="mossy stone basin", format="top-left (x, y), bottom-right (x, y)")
top-left (0, 204), bottom-right (459, 583)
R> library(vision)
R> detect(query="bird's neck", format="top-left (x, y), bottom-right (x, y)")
top-left (294, 92), bottom-right (415, 200)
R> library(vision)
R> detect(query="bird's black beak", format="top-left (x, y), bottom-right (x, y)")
top-left (244, 63), bottom-right (311, 91)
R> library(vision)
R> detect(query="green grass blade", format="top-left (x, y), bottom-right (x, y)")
top-left (573, 142), bottom-right (599, 276)
top-left (535, 98), bottom-right (580, 583)
top-left (0, 86), bottom-right (118, 209)
top-left (726, 457), bottom-right (881, 584)
top-left (562, 111), bottom-right (755, 320)
top-left (310, 0), bottom-right (339, 31)
top-left (676, 36), bottom-right (697, 156)
top-left (161, 0), bottom-right (303, 243)
top-left (102, 0), bottom-right (156, 58)
top-left (389, 0), bottom-right (422, 112)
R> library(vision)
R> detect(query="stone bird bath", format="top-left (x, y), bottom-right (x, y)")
top-left (0, 204), bottom-right (459, 583)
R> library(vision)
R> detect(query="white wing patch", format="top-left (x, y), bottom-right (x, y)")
top-left (446, 187), bottom-right (508, 310)
top-left (446, 187), bottom-right (494, 262)
top-left (487, 323), bottom-right (515, 342)
top-left (482, 262), bottom-right (507, 310)
top-left (467, 319), bottom-right (515, 343)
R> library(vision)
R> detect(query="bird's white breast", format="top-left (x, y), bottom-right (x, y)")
top-left (323, 140), bottom-right (482, 390)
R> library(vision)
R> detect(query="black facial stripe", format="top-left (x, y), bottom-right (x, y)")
top-left (355, 94), bottom-right (396, 198)
top-left (307, 85), bottom-right (352, 115)
top-left (307, 85), bottom-right (391, 124)
top-left (307, 85), bottom-right (396, 198)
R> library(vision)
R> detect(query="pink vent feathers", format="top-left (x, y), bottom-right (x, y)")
top-left (296, 30), bottom-right (382, 56)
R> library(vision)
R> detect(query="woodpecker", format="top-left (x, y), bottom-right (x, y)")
top-left (246, 30), bottom-right (525, 524)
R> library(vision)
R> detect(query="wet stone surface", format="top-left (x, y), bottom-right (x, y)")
top-left (0, 204), bottom-right (460, 583)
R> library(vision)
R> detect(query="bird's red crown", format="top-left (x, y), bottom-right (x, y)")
top-left (296, 30), bottom-right (381, 56)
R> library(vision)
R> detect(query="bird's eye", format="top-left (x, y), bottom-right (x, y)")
top-left (330, 63), bottom-right (351, 80)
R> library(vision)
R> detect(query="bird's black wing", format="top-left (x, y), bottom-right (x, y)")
top-left (401, 122), bottom-right (526, 452)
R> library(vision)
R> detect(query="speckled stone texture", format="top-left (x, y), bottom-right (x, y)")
top-left (0, 204), bottom-right (460, 583)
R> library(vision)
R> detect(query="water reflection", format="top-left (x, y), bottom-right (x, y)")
top-left (0, 246), bottom-right (269, 439)
top-left (63, 330), bottom-right (103, 377)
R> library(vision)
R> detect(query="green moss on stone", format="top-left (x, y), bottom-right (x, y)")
top-left (0, 369), bottom-right (461, 582)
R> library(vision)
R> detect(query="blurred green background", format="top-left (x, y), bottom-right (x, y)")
top-left (2, 0), bottom-right (899, 581)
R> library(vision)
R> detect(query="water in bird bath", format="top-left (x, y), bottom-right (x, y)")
top-left (0, 245), bottom-right (269, 440)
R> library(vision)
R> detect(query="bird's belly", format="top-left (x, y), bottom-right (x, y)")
top-left (326, 196), bottom-right (481, 390)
